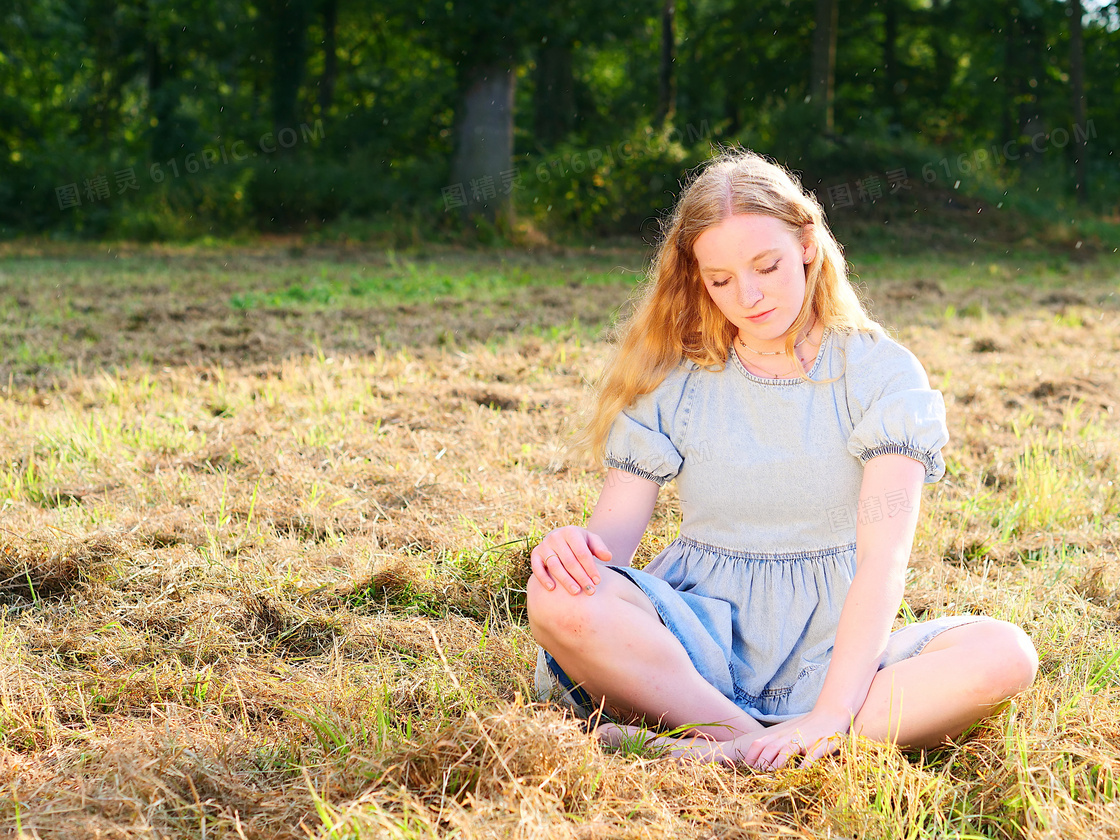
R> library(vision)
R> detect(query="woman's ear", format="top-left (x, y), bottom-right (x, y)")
top-left (801, 224), bottom-right (818, 264)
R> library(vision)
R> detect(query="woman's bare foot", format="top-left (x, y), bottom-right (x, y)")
top-left (595, 722), bottom-right (742, 764)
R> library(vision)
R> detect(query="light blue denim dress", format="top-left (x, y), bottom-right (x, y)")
top-left (536, 327), bottom-right (984, 725)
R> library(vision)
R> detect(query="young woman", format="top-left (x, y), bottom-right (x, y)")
top-left (525, 149), bottom-right (1037, 768)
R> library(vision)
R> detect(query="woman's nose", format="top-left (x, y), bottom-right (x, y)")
top-left (737, 278), bottom-right (763, 307)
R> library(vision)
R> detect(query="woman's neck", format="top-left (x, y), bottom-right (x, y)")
top-left (734, 322), bottom-right (825, 378)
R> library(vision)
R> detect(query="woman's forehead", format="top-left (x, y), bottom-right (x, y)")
top-left (693, 215), bottom-right (800, 263)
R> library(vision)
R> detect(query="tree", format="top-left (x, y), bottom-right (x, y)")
top-left (1068, 0), bottom-right (1087, 202)
top-left (882, 0), bottom-right (899, 125)
top-left (929, 0), bottom-right (953, 100)
top-left (450, 65), bottom-right (516, 223)
top-left (810, 0), bottom-right (838, 133)
top-left (318, 0), bottom-right (339, 114)
top-left (269, 0), bottom-right (314, 130)
top-left (411, 1), bottom-right (542, 224)
top-left (654, 0), bottom-right (677, 127)
top-left (530, 1), bottom-right (644, 147)
top-left (533, 40), bottom-right (577, 146)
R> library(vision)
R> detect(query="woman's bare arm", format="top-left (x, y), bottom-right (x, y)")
top-left (530, 468), bottom-right (660, 595)
top-left (814, 453), bottom-right (926, 719)
top-left (737, 453), bottom-right (926, 768)
top-left (586, 469), bottom-right (661, 566)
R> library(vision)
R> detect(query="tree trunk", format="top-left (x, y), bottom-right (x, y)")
top-left (1017, 9), bottom-right (1046, 168)
top-left (654, 0), bottom-right (677, 128)
top-left (810, 0), bottom-right (838, 133)
top-left (929, 0), bottom-right (950, 101)
top-left (318, 0), bottom-right (338, 115)
top-left (271, 0), bottom-right (313, 131)
top-left (1001, 3), bottom-right (1016, 147)
top-left (883, 0), bottom-right (898, 124)
top-left (146, 16), bottom-right (178, 161)
top-left (450, 65), bottom-right (515, 225)
top-left (1069, 0), bottom-right (1088, 203)
top-left (533, 43), bottom-right (576, 146)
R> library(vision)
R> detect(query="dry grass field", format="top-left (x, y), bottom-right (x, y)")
top-left (0, 238), bottom-right (1118, 839)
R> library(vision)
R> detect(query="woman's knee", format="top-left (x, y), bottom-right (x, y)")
top-left (966, 620), bottom-right (1039, 696)
top-left (527, 569), bottom-right (660, 651)
top-left (994, 621), bottom-right (1039, 691)
top-left (525, 575), bottom-right (552, 632)
top-left (526, 575), bottom-right (596, 643)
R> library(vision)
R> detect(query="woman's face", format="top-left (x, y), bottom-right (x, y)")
top-left (692, 214), bottom-right (816, 351)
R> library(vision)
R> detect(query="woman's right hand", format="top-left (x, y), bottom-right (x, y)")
top-left (530, 526), bottom-right (613, 596)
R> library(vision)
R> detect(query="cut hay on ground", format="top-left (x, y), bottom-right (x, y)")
top-left (0, 244), bottom-right (1118, 838)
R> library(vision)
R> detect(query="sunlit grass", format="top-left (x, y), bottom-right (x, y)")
top-left (0, 242), bottom-right (1117, 838)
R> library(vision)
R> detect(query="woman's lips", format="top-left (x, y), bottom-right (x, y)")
top-left (746, 308), bottom-right (775, 322)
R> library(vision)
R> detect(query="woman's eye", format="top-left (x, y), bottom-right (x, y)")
top-left (759, 261), bottom-right (780, 275)
top-left (710, 278), bottom-right (731, 288)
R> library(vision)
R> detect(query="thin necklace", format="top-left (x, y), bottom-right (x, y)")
top-left (737, 327), bottom-right (812, 356)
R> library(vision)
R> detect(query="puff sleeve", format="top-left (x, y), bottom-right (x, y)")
top-left (602, 366), bottom-right (691, 486)
top-left (844, 332), bottom-right (949, 484)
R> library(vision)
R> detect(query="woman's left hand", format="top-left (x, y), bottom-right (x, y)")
top-left (737, 709), bottom-right (851, 770)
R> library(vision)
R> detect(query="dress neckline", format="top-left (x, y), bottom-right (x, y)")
top-left (729, 329), bottom-right (832, 385)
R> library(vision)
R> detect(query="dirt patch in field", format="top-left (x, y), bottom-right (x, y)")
top-left (4, 240), bottom-right (1117, 391)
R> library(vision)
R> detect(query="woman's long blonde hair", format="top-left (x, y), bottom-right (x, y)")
top-left (582, 148), bottom-right (878, 461)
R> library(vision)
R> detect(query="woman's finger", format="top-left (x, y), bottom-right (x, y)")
top-left (770, 745), bottom-right (797, 771)
top-left (552, 542), bottom-right (599, 594)
top-left (800, 733), bottom-right (841, 767)
top-left (530, 549), bottom-right (559, 591)
top-left (537, 545), bottom-right (587, 596)
top-left (788, 731), bottom-right (807, 755)
top-left (742, 728), bottom-right (805, 770)
top-left (563, 537), bottom-right (602, 589)
top-left (755, 728), bottom-right (835, 770)
top-left (739, 734), bottom-right (768, 767)
top-left (799, 746), bottom-right (824, 768)
top-left (531, 528), bottom-right (605, 595)
top-left (750, 741), bottom-right (781, 771)
top-left (586, 531), bottom-right (613, 565)
top-left (757, 750), bottom-right (781, 771)
top-left (534, 548), bottom-right (571, 593)
top-left (742, 727), bottom-right (789, 765)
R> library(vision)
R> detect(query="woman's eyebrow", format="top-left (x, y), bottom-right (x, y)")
top-left (698, 248), bottom-right (781, 272)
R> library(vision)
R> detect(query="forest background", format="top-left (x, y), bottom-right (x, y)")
top-left (2, 0), bottom-right (1118, 244)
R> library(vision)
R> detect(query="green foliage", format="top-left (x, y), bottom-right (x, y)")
top-left (0, 0), bottom-right (1118, 240)
top-left (518, 123), bottom-right (708, 236)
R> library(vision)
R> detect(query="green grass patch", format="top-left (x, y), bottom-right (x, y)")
top-left (228, 259), bottom-right (631, 311)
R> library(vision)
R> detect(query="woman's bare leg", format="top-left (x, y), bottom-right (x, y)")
top-left (851, 619), bottom-right (1038, 748)
top-left (602, 619), bottom-right (1038, 766)
top-left (534, 566), bottom-right (1036, 764)
top-left (527, 567), bottom-right (763, 742)
top-left (702, 618), bottom-right (1040, 766)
